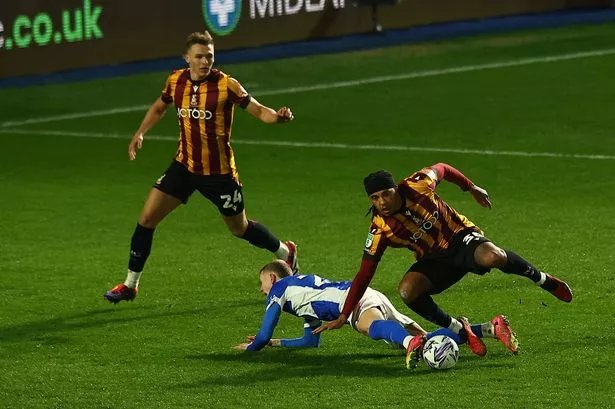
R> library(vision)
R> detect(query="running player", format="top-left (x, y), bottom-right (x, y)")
top-left (234, 260), bottom-right (517, 368)
top-left (314, 163), bottom-right (570, 353)
top-left (104, 31), bottom-right (297, 303)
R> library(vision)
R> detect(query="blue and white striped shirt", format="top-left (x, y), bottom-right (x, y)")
top-left (246, 275), bottom-right (352, 351)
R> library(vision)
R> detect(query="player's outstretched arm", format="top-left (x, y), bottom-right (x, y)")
top-left (234, 303), bottom-right (282, 352)
top-left (245, 98), bottom-right (294, 124)
top-left (429, 162), bottom-right (492, 209)
top-left (128, 97), bottom-right (168, 160)
top-left (277, 320), bottom-right (322, 348)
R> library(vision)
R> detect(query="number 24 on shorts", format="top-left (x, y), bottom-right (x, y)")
top-left (220, 190), bottom-right (243, 211)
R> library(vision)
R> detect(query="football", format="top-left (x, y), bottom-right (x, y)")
top-left (422, 335), bottom-right (459, 370)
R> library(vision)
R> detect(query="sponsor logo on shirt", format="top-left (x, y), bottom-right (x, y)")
top-left (176, 107), bottom-right (213, 120)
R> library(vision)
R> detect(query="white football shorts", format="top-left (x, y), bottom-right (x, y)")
top-left (346, 287), bottom-right (415, 331)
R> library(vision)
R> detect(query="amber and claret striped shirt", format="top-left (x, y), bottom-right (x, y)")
top-left (363, 169), bottom-right (481, 261)
top-left (160, 68), bottom-right (251, 178)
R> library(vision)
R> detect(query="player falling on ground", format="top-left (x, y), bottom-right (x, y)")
top-left (104, 31), bottom-right (297, 303)
top-left (234, 260), bottom-right (518, 368)
top-left (314, 163), bottom-right (571, 354)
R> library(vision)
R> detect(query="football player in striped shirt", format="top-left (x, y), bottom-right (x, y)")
top-left (234, 261), bottom-right (516, 368)
top-left (104, 31), bottom-right (297, 303)
top-left (314, 163), bottom-right (572, 354)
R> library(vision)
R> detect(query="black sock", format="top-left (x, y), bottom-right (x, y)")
top-left (501, 250), bottom-right (542, 283)
top-left (406, 295), bottom-right (452, 328)
top-left (128, 223), bottom-right (155, 272)
top-left (241, 220), bottom-right (280, 253)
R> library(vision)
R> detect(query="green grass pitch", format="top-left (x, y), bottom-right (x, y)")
top-left (1, 23), bottom-right (615, 408)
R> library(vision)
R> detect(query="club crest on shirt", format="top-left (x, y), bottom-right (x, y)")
top-left (405, 209), bottom-right (422, 225)
top-left (190, 93), bottom-right (198, 108)
top-left (365, 232), bottom-right (374, 249)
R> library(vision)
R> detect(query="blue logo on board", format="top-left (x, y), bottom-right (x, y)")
top-left (202, 0), bottom-right (242, 36)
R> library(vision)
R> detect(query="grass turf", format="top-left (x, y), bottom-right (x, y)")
top-left (1, 23), bottom-right (615, 408)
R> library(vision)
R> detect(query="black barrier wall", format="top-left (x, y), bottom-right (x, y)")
top-left (0, 0), bottom-right (609, 79)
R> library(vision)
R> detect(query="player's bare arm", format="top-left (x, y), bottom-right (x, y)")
top-left (245, 98), bottom-right (294, 124)
top-left (129, 97), bottom-right (169, 160)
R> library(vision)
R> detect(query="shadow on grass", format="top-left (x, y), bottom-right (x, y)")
top-left (0, 299), bottom-right (260, 345)
top-left (179, 350), bottom-right (514, 386)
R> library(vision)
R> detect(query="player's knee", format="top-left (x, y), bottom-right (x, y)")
top-left (476, 246), bottom-right (507, 267)
top-left (367, 321), bottom-right (381, 339)
top-left (398, 281), bottom-right (419, 304)
top-left (138, 215), bottom-right (158, 229)
top-left (229, 224), bottom-right (247, 237)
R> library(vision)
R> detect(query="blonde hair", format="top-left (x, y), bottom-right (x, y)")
top-left (185, 31), bottom-right (213, 53)
top-left (260, 260), bottom-right (292, 278)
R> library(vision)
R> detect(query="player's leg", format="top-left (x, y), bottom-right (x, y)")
top-left (201, 175), bottom-right (298, 273)
top-left (352, 290), bottom-right (418, 348)
top-left (104, 162), bottom-right (191, 304)
top-left (222, 211), bottom-right (298, 273)
top-left (104, 189), bottom-right (182, 303)
top-left (442, 315), bottom-right (519, 354)
top-left (398, 263), bottom-right (486, 355)
top-left (473, 241), bottom-right (572, 302)
top-left (398, 266), bottom-right (461, 331)
top-left (357, 306), bottom-right (425, 368)
top-left (367, 290), bottom-right (432, 368)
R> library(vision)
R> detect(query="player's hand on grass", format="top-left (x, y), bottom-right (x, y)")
top-left (233, 342), bottom-right (251, 351)
top-left (128, 133), bottom-right (144, 160)
top-left (313, 315), bottom-right (346, 334)
top-left (469, 184), bottom-right (492, 209)
top-left (276, 106), bottom-right (294, 123)
top-left (245, 336), bottom-right (279, 347)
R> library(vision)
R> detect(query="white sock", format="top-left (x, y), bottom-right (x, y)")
top-left (124, 270), bottom-right (142, 289)
top-left (482, 323), bottom-right (495, 338)
top-left (536, 271), bottom-right (547, 286)
top-left (402, 336), bottom-right (413, 349)
top-left (274, 241), bottom-right (289, 259)
top-left (448, 318), bottom-right (463, 334)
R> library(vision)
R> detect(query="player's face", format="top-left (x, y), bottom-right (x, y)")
top-left (259, 272), bottom-right (276, 296)
top-left (185, 43), bottom-right (215, 81)
top-left (369, 188), bottom-right (402, 216)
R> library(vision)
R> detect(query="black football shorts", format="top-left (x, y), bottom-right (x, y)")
top-left (408, 228), bottom-right (492, 294)
top-left (153, 160), bottom-right (245, 216)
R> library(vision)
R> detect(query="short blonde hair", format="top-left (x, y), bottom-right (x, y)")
top-left (185, 31), bottom-right (213, 53)
top-left (260, 260), bottom-right (292, 278)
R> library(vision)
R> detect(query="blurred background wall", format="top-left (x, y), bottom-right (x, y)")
top-left (0, 0), bottom-right (611, 79)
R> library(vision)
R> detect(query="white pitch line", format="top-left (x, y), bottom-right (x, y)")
top-left (2, 47), bottom-right (615, 129)
top-left (2, 128), bottom-right (614, 160)
top-left (1, 105), bottom-right (150, 128)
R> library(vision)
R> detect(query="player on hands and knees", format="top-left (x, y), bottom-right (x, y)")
top-left (234, 260), bottom-right (516, 368)
top-left (313, 163), bottom-right (570, 352)
top-left (104, 31), bottom-right (298, 304)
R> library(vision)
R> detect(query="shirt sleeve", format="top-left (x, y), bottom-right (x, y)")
top-left (340, 257), bottom-right (378, 317)
top-left (404, 170), bottom-right (438, 191)
top-left (227, 77), bottom-right (251, 109)
top-left (363, 223), bottom-right (387, 262)
top-left (160, 72), bottom-right (174, 105)
top-left (430, 162), bottom-right (473, 191)
top-left (280, 318), bottom-right (322, 348)
top-left (246, 303), bottom-right (282, 351)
